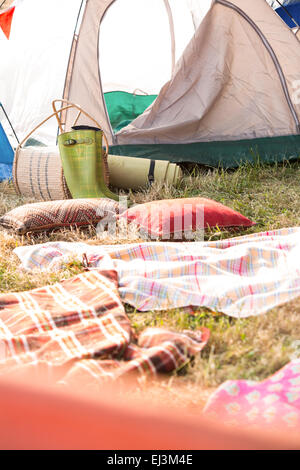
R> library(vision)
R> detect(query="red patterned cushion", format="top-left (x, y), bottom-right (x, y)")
top-left (119, 197), bottom-right (255, 239)
top-left (0, 198), bottom-right (121, 234)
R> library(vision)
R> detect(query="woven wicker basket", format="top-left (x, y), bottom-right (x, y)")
top-left (13, 146), bottom-right (71, 201)
top-left (13, 100), bottom-right (110, 201)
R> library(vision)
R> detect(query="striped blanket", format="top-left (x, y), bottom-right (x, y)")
top-left (14, 227), bottom-right (300, 317)
top-left (0, 269), bottom-right (208, 387)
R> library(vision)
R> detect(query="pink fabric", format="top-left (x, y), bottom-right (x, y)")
top-left (204, 360), bottom-right (300, 431)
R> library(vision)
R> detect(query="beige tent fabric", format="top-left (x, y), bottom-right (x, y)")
top-left (66, 0), bottom-right (198, 144)
top-left (66, 0), bottom-right (115, 142)
top-left (116, 0), bottom-right (300, 145)
top-left (66, 0), bottom-right (300, 146)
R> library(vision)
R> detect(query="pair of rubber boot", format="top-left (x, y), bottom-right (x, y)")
top-left (58, 126), bottom-right (119, 201)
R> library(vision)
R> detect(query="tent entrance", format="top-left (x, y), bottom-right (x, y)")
top-left (104, 91), bottom-right (157, 133)
top-left (99, 0), bottom-right (197, 136)
top-left (99, 0), bottom-right (174, 136)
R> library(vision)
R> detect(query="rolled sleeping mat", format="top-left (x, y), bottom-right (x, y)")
top-left (107, 154), bottom-right (183, 190)
top-left (13, 147), bottom-right (182, 200)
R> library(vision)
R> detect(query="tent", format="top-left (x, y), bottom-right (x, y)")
top-left (268, 0), bottom-right (300, 28)
top-left (0, 0), bottom-right (300, 168)
top-left (0, 103), bottom-right (15, 181)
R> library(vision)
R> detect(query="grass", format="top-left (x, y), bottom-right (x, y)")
top-left (1, 160), bottom-right (300, 407)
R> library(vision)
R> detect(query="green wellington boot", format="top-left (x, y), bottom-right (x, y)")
top-left (58, 127), bottom-right (119, 201)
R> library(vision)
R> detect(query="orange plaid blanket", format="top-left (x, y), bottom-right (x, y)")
top-left (0, 269), bottom-right (209, 388)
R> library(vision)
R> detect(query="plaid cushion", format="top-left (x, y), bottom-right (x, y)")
top-left (0, 198), bottom-right (121, 234)
top-left (0, 268), bottom-right (209, 387)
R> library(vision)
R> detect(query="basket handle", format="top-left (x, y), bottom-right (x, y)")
top-left (52, 99), bottom-right (109, 157)
top-left (13, 100), bottom-right (110, 196)
top-left (17, 105), bottom-right (72, 149)
top-left (13, 105), bottom-right (76, 196)
top-left (16, 100), bottom-right (109, 157)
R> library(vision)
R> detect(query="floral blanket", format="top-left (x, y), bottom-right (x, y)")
top-left (204, 360), bottom-right (300, 432)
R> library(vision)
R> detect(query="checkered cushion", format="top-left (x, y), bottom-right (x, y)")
top-left (0, 198), bottom-right (121, 234)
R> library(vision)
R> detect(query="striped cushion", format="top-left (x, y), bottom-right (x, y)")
top-left (0, 198), bottom-right (121, 234)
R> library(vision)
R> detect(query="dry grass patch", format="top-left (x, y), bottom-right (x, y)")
top-left (1, 160), bottom-right (300, 406)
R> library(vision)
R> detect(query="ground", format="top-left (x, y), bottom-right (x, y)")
top-left (1, 161), bottom-right (300, 409)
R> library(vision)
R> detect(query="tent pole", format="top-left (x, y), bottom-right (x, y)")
top-left (0, 1), bottom-right (8, 9)
top-left (59, 0), bottom-right (86, 142)
top-left (163, 0), bottom-right (176, 76)
top-left (61, 0), bottom-right (86, 100)
top-left (0, 103), bottom-right (19, 144)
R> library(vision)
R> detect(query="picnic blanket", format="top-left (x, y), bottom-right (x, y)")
top-left (0, 268), bottom-right (209, 388)
top-left (204, 360), bottom-right (300, 432)
top-left (14, 227), bottom-right (300, 318)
